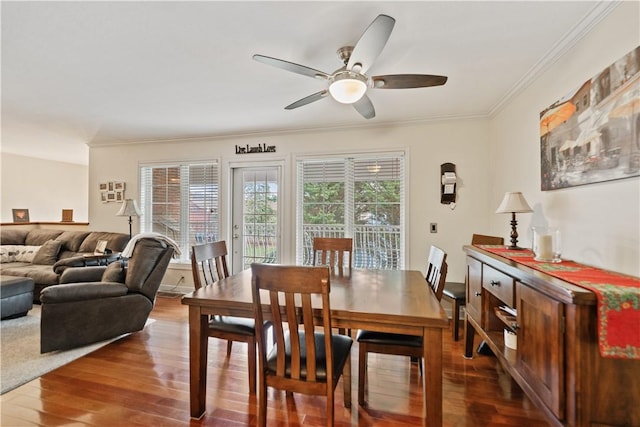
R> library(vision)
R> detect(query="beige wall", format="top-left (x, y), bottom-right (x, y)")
top-left (89, 119), bottom-right (492, 287)
top-left (488, 1), bottom-right (639, 276)
top-left (0, 153), bottom-right (89, 223)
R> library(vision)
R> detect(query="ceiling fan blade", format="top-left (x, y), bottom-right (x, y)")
top-left (352, 94), bottom-right (375, 119)
top-left (253, 54), bottom-right (330, 80)
top-left (371, 74), bottom-right (448, 89)
top-left (347, 14), bottom-right (395, 74)
top-left (285, 90), bottom-right (329, 110)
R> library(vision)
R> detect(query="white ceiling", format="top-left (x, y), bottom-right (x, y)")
top-left (1, 1), bottom-right (613, 165)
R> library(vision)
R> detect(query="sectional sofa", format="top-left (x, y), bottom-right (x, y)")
top-left (0, 228), bottom-right (129, 301)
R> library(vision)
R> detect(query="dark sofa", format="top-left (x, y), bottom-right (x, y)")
top-left (40, 238), bottom-right (173, 352)
top-left (0, 228), bottom-right (129, 301)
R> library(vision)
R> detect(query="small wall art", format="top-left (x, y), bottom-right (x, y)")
top-left (12, 209), bottom-right (30, 223)
top-left (61, 209), bottom-right (74, 222)
top-left (100, 181), bottom-right (125, 203)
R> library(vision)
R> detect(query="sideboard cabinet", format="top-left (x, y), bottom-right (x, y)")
top-left (463, 245), bottom-right (639, 427)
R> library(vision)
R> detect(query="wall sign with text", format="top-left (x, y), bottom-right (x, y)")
top-left (235, 143), bottom-right (276, 154)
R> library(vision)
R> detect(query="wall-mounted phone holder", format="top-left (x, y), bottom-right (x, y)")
top-left (441, 163), bottom-right (456, 206)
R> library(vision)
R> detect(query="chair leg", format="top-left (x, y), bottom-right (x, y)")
top-left (226, 340), bottom-right (233, 357)
top-left (452, 299), bottom-right (460, 341)
top-left (248, 338), bottom-right (256, 395)
top-left (258, 377), bottom-right (267, 427)
top-left (327, 388), bottom-right (335, 427)
top-left (358, 344), bottom-right (367, 405)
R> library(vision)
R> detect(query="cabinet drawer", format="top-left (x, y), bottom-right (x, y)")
top-left (482, 265), bottom-right (514, 306)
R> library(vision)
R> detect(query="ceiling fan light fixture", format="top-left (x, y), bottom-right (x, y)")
top-left (329, 71), bottom-right (367, 104)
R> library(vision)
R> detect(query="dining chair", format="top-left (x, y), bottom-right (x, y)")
top-left (442, 233), bottom-right (504, 341)
top-left (312, 237), bottom-right (353, 336)
top-left (251, 263), bottom-right (353, 427)
top-left (191, 240), bottom-right (270, 394)
top-left (356, 245), bottom-right (447, 406)
top-left (312, 237), bottom-right (353, 274)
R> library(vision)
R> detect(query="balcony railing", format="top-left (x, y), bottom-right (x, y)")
top-left (163, 220), bottom-right (401, 269)
top-left (301, 224), bottom-right (402, 269)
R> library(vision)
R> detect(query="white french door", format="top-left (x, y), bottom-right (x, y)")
top-left (231, 166), bottom-right (281, 274)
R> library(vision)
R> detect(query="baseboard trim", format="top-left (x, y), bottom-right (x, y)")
top-left (158, 284), bottom-right (192, 296)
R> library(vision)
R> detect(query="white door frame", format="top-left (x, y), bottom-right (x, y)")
top-left (225, 157), bottom-right (289, 274)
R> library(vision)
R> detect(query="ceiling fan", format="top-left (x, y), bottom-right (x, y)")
top-left (253, 14), bottom-right (448, 119)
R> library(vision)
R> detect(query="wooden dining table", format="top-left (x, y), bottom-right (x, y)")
top-left (181, 267), bottom-right (449, 425)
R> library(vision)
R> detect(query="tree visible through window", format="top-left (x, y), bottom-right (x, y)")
top-left (297, 155), bottom-right (404, 269)
top-left (140, 162), bottom-right (219, 262)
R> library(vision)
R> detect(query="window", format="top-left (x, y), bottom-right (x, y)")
top-left (140, 161), bottom-right (219, 262)
top-left (297, 153), bottom-right (405, 269)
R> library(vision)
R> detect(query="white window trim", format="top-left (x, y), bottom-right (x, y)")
top-left (295, 150), bottom-right (407, 269)
top-left (139, 159), bottom-right (220, 263)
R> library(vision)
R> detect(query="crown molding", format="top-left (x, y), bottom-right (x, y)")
top-left (488, 1), bottom-right (621, 117)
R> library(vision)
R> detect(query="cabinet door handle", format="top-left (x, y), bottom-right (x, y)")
top-left (490, 280), bottom-right (500, 287)
top-left (474, 291), bottom-right (481, 297)
top-left (511, 322), bottom-right (520, 331)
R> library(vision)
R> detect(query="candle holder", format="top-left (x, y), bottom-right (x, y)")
top-left (532, 227), bottom-right (561, 263)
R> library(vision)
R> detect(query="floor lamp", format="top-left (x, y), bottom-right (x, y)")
top-left (116, 199), bottom-right (141, 240)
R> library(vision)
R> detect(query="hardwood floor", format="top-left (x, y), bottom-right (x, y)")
top-left (1, 296), bottom-right (550, 426)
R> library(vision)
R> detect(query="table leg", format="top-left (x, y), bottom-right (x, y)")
top-left (424, 327), bottom-right (443, 426)
top-left (189, 306), bottom-right (209, 419)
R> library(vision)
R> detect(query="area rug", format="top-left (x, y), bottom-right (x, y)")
top-left (0, 306), bottom-right (153, 394)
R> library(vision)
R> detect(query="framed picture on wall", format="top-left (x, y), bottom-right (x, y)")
top-left (100, 180), bottom-right (126, 202)
top-left (12, 209), bottom-right (30, 223)
top-left (61, 209), bottom-right (74, 222)
top-left (540, 46), bottom-right (640, 190)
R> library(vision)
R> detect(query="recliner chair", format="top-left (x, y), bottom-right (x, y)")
top-left (40, 238), bottom-right (174, 353)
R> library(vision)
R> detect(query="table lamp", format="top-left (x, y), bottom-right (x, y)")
top-left (495, 192), bottom-right (533, 250)
top-left (116, 199), bottom-right (141, 239)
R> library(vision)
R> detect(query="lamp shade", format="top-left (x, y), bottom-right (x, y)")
top-left (329, 71), bottom-right (367, 104)
top-left (116, 199), bottom-right (141, 217)
top-left (495, 192), bottom-right (533, 214)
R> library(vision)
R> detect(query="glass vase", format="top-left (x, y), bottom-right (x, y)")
top-left (532, 227), bottom-right (561, 263)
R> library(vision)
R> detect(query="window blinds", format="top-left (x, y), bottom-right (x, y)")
top-left (297, 153), bottom-right (405, 269)
top-left (140, 161), bottom-right (219, 262)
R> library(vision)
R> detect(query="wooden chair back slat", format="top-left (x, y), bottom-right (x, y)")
top-left (191, 241), bottom-right (230, 290)
top-left (471, 234), bottom-right (505, 245)
top-left (425, 245), bottom-right (448, 301)
top-left (312, 237), bottom-right (353, 273)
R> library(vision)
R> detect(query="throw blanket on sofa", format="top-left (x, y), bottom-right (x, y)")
top-left (121, 233), bottom-right (182, 258)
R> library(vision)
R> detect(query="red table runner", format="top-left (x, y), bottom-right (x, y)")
top-left (477, 245), bottom-right (640, 360)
